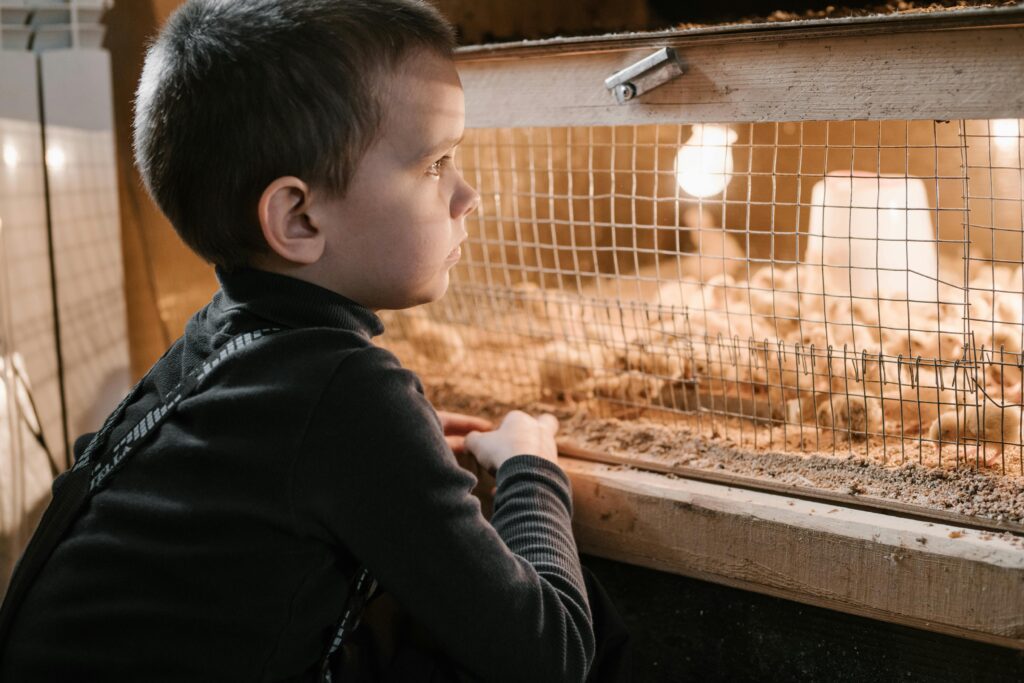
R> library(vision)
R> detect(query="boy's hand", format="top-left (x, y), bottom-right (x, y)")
top-left (464, 410), bottom-right (560, 473)
top-left (438, 410), bottom-right (498, 516)
top-left (437, 411), bottom-right (493, 456)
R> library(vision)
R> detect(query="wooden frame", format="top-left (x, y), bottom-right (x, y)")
top-left (456, 7), bottom-right (1024, 127)
top-left (453, 8), bottom-right (1024, 647)
top-left (563, 457), bottom-right (1024, 649)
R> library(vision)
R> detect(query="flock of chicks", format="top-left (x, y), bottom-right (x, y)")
top-left (397, 260), bottom-right (1024, 467)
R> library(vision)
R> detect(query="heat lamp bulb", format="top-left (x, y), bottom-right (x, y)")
top-left (991, 119), bottom-right (1021, 151)
top-left (675, 124), bottom-right (737, 198)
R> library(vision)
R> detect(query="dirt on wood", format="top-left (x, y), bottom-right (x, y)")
top-left (674, 1), bottom-right (1023, 30)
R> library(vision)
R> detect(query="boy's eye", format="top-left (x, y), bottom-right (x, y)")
top-left (428, 155), bottom-right (452, 176)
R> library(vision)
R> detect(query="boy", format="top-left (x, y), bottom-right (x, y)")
top-left (0, 0), bottom-right (616, 680)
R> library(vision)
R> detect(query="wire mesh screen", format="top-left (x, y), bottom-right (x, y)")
top-left (383, 119), bottom-right (1024, 476)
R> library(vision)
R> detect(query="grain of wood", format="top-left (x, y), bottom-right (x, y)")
top-left (459, 25), bottom-right (1024, 127)
top-left (562, 457), bottom-right (1024, 649)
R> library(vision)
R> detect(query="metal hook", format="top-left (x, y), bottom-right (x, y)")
top-left (605, 47), bottom-right (687, 104)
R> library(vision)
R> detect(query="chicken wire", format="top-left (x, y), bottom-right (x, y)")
top-left (385, 119), bottom-right (1024, 475)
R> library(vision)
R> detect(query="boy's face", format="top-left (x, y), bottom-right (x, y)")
top-left (314, 51), bottom-right (479, 311)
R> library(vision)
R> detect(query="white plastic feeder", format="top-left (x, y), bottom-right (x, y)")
top-left (804, 172), bottom-right (938, 301)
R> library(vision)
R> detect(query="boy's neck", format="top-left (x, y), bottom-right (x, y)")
top-left (246, 256), bottom-right (378, 312)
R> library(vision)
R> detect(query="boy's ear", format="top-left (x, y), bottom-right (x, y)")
top-left (257, 177), bottom-right (324, 265)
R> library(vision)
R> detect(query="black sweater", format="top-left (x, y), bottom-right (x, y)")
top-left (0, 268), bottom-right (594, 682)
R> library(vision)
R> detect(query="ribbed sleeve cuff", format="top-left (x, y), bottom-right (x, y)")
top-left (494, 455), bottom-right (573, 515)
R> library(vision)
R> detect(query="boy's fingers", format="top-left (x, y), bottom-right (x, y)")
top-left (538, 413), bottom-right (559, 437)
top-left (438, 411), bottom-right (493, 435)
top-left (446, 435), bottom-right (465, 454)
top-left (503, 409), bottom-right (528, 425)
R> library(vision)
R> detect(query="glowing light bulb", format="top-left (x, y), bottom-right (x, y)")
top-left (675, 124), bottom-right (737, 198)
top-left (46, 145), bottom-right (66, 170)
top-left (2, 144), bottom-right (18, 169)
top-left (991, 119), bottom-right (1020, 150)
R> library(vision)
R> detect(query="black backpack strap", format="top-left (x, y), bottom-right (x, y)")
top-left (319, 566), bottom-right (378, 682)
top-left (0, 328), bottom-right (279, 647)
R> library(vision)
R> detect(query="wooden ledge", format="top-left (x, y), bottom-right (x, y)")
top-left (456, 6), bottom-right (1024, 60)
top-left (458, 22), bottom-right (1024, 126)
top-left (563, 457), bottom-right (1024, 650)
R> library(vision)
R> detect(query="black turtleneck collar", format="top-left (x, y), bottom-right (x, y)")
top-left (214, 267), bottom-right (385, 338)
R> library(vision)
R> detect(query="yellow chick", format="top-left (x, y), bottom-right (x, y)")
top-left (928, 401), bottom-right (1023, 465)
top-left (590, 371), bottom-right (663, 404)
top-left (877, 382), bottom-right (954, 436)
top-left (402, 315), bottom-right (465, 365)
top-left (816, 394), bottom-right (882, 440)
top-left (617, 341), bottom-right (684, 379)
top-left (538, 341), bottom-right (602, 401)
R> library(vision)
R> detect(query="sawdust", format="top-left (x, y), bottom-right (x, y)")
top-left (674, 1), bottom-right (1022, 30)
top-left (422, 372), bottom-right (1024, 526)
top-left (565, 412), bottom-right (1024, 523)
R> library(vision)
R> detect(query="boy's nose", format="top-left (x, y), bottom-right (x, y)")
top-left (452, 176), bottom-right (480, 219)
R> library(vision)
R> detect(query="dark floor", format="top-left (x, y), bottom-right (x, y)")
top-left (583, 555), bottom-right (1024, 683)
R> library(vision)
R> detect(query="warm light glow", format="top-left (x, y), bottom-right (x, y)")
top-left (2, 144), bottom-right (18, 169)
top-left (0, 352), bottom-right (36, 437)
top-left (675, 124), bottom-right (737, 198)
top-left (991, 119), bottom-right (1021, 151)
top-left (45, 145), bottom-right (66, 170)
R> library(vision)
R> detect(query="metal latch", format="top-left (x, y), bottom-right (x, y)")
top-left (604, 47), bottom-right (686, 104)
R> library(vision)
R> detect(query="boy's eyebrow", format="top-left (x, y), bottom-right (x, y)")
top-left (418, 133), bottom-right (464, 159)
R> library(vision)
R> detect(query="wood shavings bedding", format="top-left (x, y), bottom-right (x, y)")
top-left (423, 377), bottom-right (1024, 526)
top-left (674, 1), bottom-right (1023, 30)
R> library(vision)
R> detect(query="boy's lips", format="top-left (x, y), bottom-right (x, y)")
top-left (446, 237), bottom-right (466, 263)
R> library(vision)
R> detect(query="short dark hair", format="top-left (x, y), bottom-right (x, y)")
top-left (134, 0), bottom-right (456, 269)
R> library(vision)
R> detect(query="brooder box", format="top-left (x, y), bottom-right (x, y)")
top-left (382, 6), bottom-right (1024, 648)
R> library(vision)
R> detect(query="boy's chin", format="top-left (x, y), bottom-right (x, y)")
top-left (392, 278), bottom-right (450, 311)
top-left (422, 278), bottom-right (451, 306)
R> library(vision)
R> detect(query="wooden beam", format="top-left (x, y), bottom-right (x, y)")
top-left (459, 23), bottom-right (1024, 127)
top-left (105, 0), bottom-right (217, 379)
top-left (562, 457), bottom-right (1024, 650)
